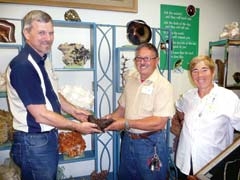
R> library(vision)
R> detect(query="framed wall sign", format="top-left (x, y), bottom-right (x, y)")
top-left (160, 4), bottom-right (199, 70)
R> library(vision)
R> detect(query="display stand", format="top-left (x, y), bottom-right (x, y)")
top-left (196, 136), bottom-right (240, 180)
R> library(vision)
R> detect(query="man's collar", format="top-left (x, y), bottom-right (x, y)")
top-left (133, 69), bottom-right (159, 83)
top-left (25, 43), bottom-right (47, 64)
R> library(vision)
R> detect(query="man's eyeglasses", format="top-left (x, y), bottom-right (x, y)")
top-left (134, 56), bottom-right (157, 63)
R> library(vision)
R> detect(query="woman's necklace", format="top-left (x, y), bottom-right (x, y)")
top-left (198, 94), bottom-right (216, 117)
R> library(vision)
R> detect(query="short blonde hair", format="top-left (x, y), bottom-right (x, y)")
top-left (189, 55), bottom-right (215, 73)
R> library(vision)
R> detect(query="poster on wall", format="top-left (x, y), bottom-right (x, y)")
top-left (160, 4), bottom-right (199, 71)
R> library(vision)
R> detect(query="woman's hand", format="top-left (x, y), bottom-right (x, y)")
top-left (170, 110), bottom-right (184, 136)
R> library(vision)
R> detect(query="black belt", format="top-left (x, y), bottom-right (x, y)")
top-left (126, 131), bottom-right (159, 139)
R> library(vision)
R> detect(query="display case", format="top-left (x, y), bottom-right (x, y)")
top-left (209, 39), bottom-right (240, 90)
top-left (52, 21), bottom-right (98, 172)
top-left (0, 19), bottom-right (99, 177)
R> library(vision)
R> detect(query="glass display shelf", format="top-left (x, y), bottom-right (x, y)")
top-left (53, 67), bottom-right (95, 71)
top-left (0, 91), bottom-right (7, 98)
top-left (59, 150), bottom-right (95, 164)
top-left (209, 39), bottom-right (240, 47)
top-left (0, 141), bottom-right (96, 164)
top-left (0, 141), bottom-right (12, 151)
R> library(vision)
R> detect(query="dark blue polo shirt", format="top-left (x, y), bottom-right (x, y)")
top-left (7, 43), bottom-right (61, 133)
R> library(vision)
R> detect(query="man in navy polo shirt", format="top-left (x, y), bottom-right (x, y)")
top-left (6, 10), bottom-right (101, 180)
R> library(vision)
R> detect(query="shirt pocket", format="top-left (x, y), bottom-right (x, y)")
top-left (138, 93), bottom-right (154, 114)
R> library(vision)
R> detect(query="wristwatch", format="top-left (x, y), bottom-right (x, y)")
top-left (125, 119), bottom-right (130, 131)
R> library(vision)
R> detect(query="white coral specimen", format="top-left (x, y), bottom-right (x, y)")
top-left (59, 85), bottom-right (94, 110)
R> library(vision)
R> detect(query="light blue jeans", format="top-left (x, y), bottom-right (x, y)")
top-left (119, 130), bottom-right (168, 180)
top-left (10, 129), bottom-right (59, 180)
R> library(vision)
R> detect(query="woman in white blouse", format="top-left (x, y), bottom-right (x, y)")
top-left (173, 55), bottom-right (240, 179)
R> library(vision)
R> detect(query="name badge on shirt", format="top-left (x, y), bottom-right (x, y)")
top-left (141, 85), bottom-right (153, 95)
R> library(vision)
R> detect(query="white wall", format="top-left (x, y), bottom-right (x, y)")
top-left (1, 0), bottom-right (239, 98)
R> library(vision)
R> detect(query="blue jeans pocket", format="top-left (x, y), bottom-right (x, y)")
top-left (11, 130), bottom-right (58, 180)
top-left (10, 143), bottom-right (22, 168)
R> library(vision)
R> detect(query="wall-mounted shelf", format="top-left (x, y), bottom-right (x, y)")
top-left (0, 20), bottom-right (98, 176)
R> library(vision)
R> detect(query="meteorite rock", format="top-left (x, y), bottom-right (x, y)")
top-left (88, 115), bottom-right (114, 132)
top-left (64, 9), bottom-right (81, 22)
top-left (90, 170), bottom-right (108, 180)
